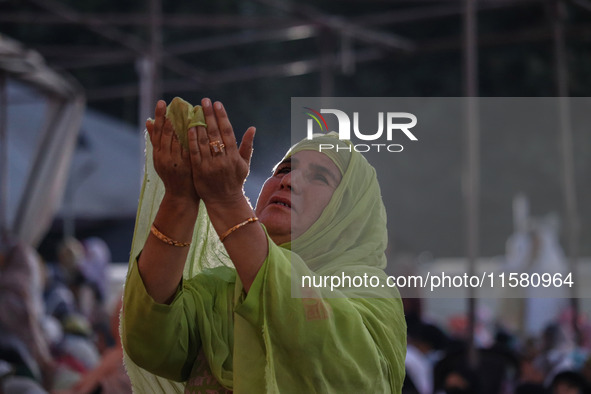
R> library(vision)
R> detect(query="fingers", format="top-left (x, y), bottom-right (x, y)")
top-left (239, 127), bottom-right (256, 167)
top-left (196, 125), bottom-right (211, 161)
top-left (187, 98), bottom-right (254, 172)
top-left (188, 127), bottom-right (201, 166)
top-left (150, 100), bottom-right (188, 163)
top-left (159, 119), bottom-right (187, 171)
top-left (171, 129), bottom-right (182, 161)
top-left (152, 100), bottom-right (166, 151)
top-left (201, 98), bottom-right (225, 155)
top-left (146, 119), bottom-right (155, 147)
top-left (180, 133), bottom-right (190, 162)
top-left (213, 101), bottom-right (238, 155)
top-left (161, 118), bottom-right (174, 154)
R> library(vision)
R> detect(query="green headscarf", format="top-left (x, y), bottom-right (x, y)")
top-left (121, 131), bottom-right (406, 393)
top-left (283, 132), bottom-right (388, 276)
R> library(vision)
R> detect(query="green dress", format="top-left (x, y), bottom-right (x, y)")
top-left (121, 133), bottom-right (407, 393)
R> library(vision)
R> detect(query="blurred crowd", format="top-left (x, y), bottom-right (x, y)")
top-left (0, 210), bottom-right (588, 393)
top-left (0, 237), bottom-right (130, 394)
top-left (401, 210), bottom-right (591, 394)
top-left (397, 195), bottom-right (591, 394)
top-left (402, 297), bottom-right (591, 394)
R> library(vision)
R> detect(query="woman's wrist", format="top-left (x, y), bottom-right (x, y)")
top-left (201, 190), bottom-right (245, 209)
top-left (160, 192), bottom-right (200, 216)
top-left (203, 190), bottom-right (268, 292)
top-left (151, 193), bottom-right (199, 243)
top-left (203, 193), bottom-right (257, 235)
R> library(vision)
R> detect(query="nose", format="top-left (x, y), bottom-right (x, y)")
top-left (280, 170), bottom-right (300, 193)
top-left (280, 171), bottom-right (292, 190)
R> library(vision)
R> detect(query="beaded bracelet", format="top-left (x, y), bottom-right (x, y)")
top-left (219, 217), bottom-right (259, 242)
top-left (150, 224), bottom-right (191, 247)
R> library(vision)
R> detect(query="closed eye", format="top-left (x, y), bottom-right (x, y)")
top-left (274, 164), bottom-right (291, 175)
top-left (314, 173), bottom-right (328, 183)
top-left (273, 158), bottom-right (291, 176)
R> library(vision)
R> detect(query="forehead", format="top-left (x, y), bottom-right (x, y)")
top-left (290, 150), bottom-right (342, 180)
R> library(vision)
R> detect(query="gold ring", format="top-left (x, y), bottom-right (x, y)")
top-left (209, 140), bottom-right (225, 155)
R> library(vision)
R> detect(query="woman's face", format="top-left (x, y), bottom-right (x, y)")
top-left (255, 150), bottom-right (342, 245)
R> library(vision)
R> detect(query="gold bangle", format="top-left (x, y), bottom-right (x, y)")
top-left (150, 224), bottom-right (191, 247)
top-left (219, 217), bottom-right (259, 242)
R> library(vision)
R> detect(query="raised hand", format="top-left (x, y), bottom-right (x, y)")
top-left (187, 98), bottom-right (255, 207)
top-left (186, 98), bottom-right (265, 292)
top-left (138, 99), bottom-right (201, 305)
top-left (147, 100), bottom-right (199, 205)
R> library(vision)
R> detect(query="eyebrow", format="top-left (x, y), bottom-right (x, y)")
top-left (279, 157), bottom-right (339, 184)
top-left (273, 157), bottom-right (291, 173)
top-left (310, 163), bottom-right (339, 184)
top-left (284, 157), bottom-right (340, 185)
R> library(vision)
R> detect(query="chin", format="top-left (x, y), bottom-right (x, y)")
top-left (259, 217), bottom-right (290, 242)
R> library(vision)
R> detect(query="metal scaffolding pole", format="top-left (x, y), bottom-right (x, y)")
top-left (319, 29), bottom-right (335, 98)
top-left (137, 0), bottom-right (162, 123)
top-left (30, 0), bottom-right (205, 85)
top-left (0, 72), bottom-right (7, 242)
top-left (463, 0), bottom-right (480, 368)
top-left (150, 0), bottom-right (162, 104)
top-left (137, 0), bottom-right (162, 180)
top-left (552, 0), bottom-right (581, 344)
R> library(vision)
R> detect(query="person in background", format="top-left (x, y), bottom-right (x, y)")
top-left (53, 297), bottom-right (131, 394)
top-left (550, 371), bottom-right (591, 394)
top-left (0, 242), bottom-right (55, 391)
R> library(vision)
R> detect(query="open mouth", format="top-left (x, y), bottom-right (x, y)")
top-left (270, 196), bottom-right (291, 209)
